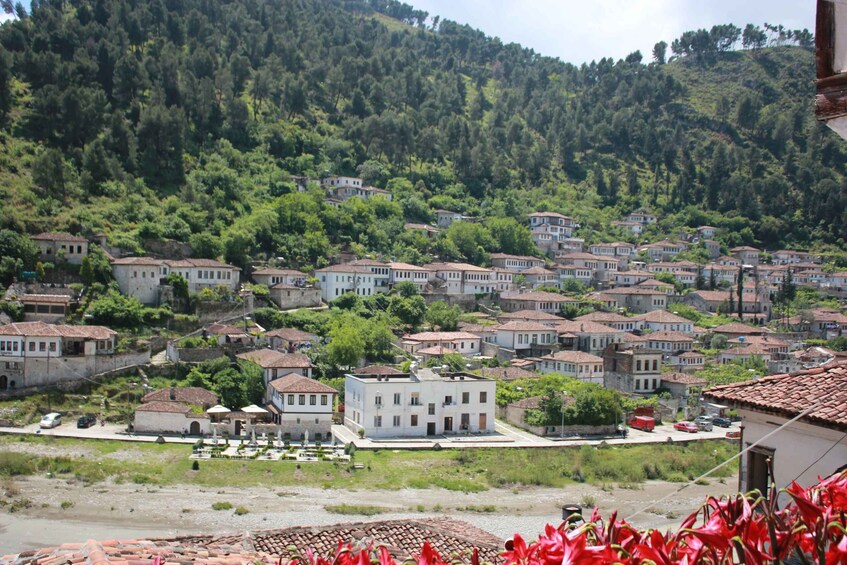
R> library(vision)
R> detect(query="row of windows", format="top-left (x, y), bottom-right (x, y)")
top-left (0, 341), bottom-right (19, 352)
top-left (516, 333), bottom-right (555, 345)
top-left (285, 394), bottom-right (329, 406)
top-left (374, 414), bottom-right (421, 428)
top-left (635, 359), bottom-right (660, 372)
top-left (545, 362), bottom-right (603, 374)
top-left (374, 391), bottom-right (488, 406)
top-left (57, 244), bottom-right (85, 254)
top-left (635, 378), bottom-right (659, 391)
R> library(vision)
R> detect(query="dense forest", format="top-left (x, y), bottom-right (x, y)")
top-left (0, 0), bottom-right (842, 275)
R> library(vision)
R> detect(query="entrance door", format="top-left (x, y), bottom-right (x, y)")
top-left (747, 447), bottom-right (773, 497)
top-left (479, 413), bottom-right (487, 430)
top-left (234, 420), bottom-right (242, 436)
top-left (189, 421), bottom-right (201, 435)
top-left (0, 375), bottom-right (6, 390)
top-left (443, 416), bottom-right (453, 432)
top-left (426, 422), bottom-right (436, 436)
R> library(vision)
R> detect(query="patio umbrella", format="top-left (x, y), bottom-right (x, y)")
top-left (206, 405), bottom-right (231, 445)
top-left (241, 404), bottom-right (268, 445)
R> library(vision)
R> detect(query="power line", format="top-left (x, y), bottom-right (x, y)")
top-left (625, 396), bottom-right (829, 522)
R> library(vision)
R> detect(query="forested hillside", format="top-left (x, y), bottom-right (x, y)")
top-left (0, 0), bottom-right (842, 275)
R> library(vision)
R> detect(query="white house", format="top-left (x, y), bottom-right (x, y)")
top-left (31, 232), bottom-right (89, 265)
top-left (236, 349), bottom-right (314, 385)
top-left (315, 264), bottom-right (376, 302)
top-left (436, 209), bottom-right (462, 229)
top-left (388, 262), bottom-right (433, 293)
top-left (527, 212), bottom-right (576, 241)
top-left (730, 246), bottom-right (761, 266)
top-left (252, 268), bottom-right (307, 287)
top-left (348, 258), bottom-right (391, 293)
top-left (704, 363), bottom-right (847, 502)
top-left (266, 373), bottom-right (337, 441)
top-left (493, 321), bottom-right (558, 354)
top-left (133, 387), bottom-right (218, 436)
top-left (489, 253), bottom-right (545, 272)
top-left (111, 257), bottom-right (241, 304)
top-left (0, 321), bottom-right (120, 390)
top-left (634, 310), bottom-right (694, 334)
top-left (537, 350), bottom-right (604, 385)
top-left (344, 367), bottom-right (496, 438)
top-left (498, 291), bottom-right (576, 314)
top-left (402, 331), bottom-right (481, 357)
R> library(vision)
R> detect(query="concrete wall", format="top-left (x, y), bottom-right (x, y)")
top-left (134, 411), bottom-right (211, 434)
top-left (270, 287), bottom-right (322, 310)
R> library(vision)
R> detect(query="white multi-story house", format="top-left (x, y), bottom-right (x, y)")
top-left (435, 209), bottom-right (462, 229)
top-left (344, 367), bottom-right (496, 438)
top-left (492, 269), bottom-right (515, 292)
top-left (574, 312), bottom-right (641, 333)
top-left (527, 212), bottom-right (577, 241)
top-left (772, 250), bottom-right (816, 265)
top-left (32, 232), bottom-right (89, 265)
top-left (588, 242), bottom-right (636, 269)
top-left (266, 373), bottom-right (337, 441)
top-left (321, 176), bottom-right (393, 202)
top-left (498, 291), bottom-right (576, 314)
top-left (639, 240), bottom-right (686, 262)
top-left (554, 264), bottom-right (594, 286)
top-left (425, 263), bottom-right (464, 294)
top-left (348, 259), bottom-right (390, 293)
top-left (315, 264), bottom-right (376, 301)
top-left (696, 226), bottom-right (718, 239)
top-left (537, 350), bottom-right (604, 385)
top-left (493, 321), bottom-right (558, 354)
top-left (555, 320), bottom-right (625, 355)
top-left (236, 349), bottom-right (314, 386)
top-left (557, 238), bottom-right (585, 253)
top-left (644, 331), bottom-right (695, 354)
top-left (588, 287), bottom-right (667, 314)
top-left (252, 268), bottom-right (307, 287)
top-left (521, 267), bottom-right (558, 289)
top-left (730, 246), bottom-right (761, 266)
top-left (489, 253), bottom-right (545, 272)
top-left (388, 263), bottom-right (433, 293)
top-left (402, 332), bottom-right (481, 357)
top-left (625, 210), bottom-right (657, 225)
top-left (612, 270), bottom-right (654, 287)
top-left (111, 257), bottom-right (241, 304)
top-left (611, 221), bottom-right (643, 236)
top-left (633, 310), bottom-right (694, 334)
top-left (0, 321), bottom-right (119, 390)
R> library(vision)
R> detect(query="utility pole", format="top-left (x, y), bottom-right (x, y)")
top-left (46, 345), bottom-right (51, 413)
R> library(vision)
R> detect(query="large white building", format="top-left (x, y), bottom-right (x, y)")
top-left (111, 257), bottom-right (240, 304)
top-left (315, 264), bottom-right (376, 302)
top-left (344, 367), bottom-right (496, 438)
top-left (266, 373), bottom-right (337, 441)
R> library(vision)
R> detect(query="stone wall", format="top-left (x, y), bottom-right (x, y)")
top-left (481, 341), bottom-right (514, 362)
top-left (195, 301), bottom-right (245, 324)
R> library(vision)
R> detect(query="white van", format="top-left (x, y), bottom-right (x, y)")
top-left (39, 413), bottom-right (62, 429)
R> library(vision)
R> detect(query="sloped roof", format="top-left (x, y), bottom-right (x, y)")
top-left (32, 231), bottom-right (88, 242)
top-left (134, 401), bottom-right (194, 414)
top-left (268, 373), bottom-right (337, 394)
top-left (712, 323), bottom-right (768, 335)
top-left (498, 309), bottom-right (562, 322)
top-left (500, 291), bottom-right (575, 303)
top-left (555, 321), bottom-right (622, 334)
top-left (574, 312), bottom-right (631, 323)
top-left (635, 310), bottom-right (692, 325)
top-left (405, 331), bottom-right (481, 341)
top-left (142, 387), bottom-right (218, 405)
top-left (477, 367), bottom-right (538, 381)
top-left (542, 350), bottom-right (603, 363)
top-left (495, 321), bottom-right (556, 332)
top-left (253, 268), bottom-right (305, 276)
top-left (237, 350), bottom-right (313, 369)
top-left (265, 327), bottom-right (318, 342)
top-left (704, 362), bottom-right (847, 431)
top-left (0, 321), bottom-right (116, 340)
top-left (646, 331), bottom-right (695, 342)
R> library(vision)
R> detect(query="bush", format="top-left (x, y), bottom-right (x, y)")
top-left (234, 506), bottom-right (249, 515)
top-left (212, 501), bottom-right (233, 510)
top-left (60, 500), bottom-right (74, 510)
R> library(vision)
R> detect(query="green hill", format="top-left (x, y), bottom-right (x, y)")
top-left (0, 0), bottom-right (841, 278)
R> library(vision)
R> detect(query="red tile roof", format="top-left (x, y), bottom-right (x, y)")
top-left (477, 366), bottom-right (538, 381)
top-left (495, 321), bottom-right (556, 332)
top-left (574, 312), bottom-right (631, 323)
top-left (555, 321), bottom-right (621, 334)
top-left (237, 349), bottom-right (313, 369)
top-left (268, 373), bottom-right (337, 394)
top-left (646, 331), bottom-right (695, 342)
top-left (265, 327), bottom-right (319, 342)
top-left (0, 321), bottom-right (116, 340)
top-left (142, 387), bottom-right (218, 405)
top-left (405, 331), bottom-right (481, 341)
top-left (18, 294), bottom-right (71, 304)
top-left (134, 401), bottom-right (195, 414)
top-left (704, 362), bottom-right (847, 431)
top-left (635, 310), bottom-right (692, 324)
top-left (542, 350), bottom-right (603, 363)
top-left (253, 268), bottom-right (306, 276)
top-left (32, 231), bottom-right (88, 242)
top-left (498, 309), bottom-right (562, 321)
top-left (500, 291), bottom-right (575, 303)
top-left (712, 323), bottom-right (768, 335)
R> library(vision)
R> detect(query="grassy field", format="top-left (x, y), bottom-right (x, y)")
top-left (0, 435), bottom-right (737, 491)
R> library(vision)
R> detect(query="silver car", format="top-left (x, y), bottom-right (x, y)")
top-left (694, 415), bottom-right (713, 431)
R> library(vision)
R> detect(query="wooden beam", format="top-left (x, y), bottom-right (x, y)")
top-left (817, 0), bottom-right (835, 80)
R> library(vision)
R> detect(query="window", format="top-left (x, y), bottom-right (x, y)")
top-left (428, 403), bottom-right (435, 415)
top-left (39, 342), bottom-right (46, 352)
top-left (652, 378), bottom-right (658, 389)
top-left (287, 394), bottom-right (294, 405)
top-left (652, 359), bottom-right (658, 371)
top-left (480, 391), bottom-right (487, 403)
top-left (393, 415), bottom-right (400, 427)
top-left (375, 394), bottom-right (382, 407)
top-left (410, 393), bottom-right (420, 406)
top-left (310, 394), bottom-right (316, 405)
top-left (321, 395), bottom-right (327, 405)
top-left (462, 392), bottom-right (469, 404)
top-left (299, 394), bottom-right (306, 405)
top-left (29, 342), bottom-right (35, 352)
top-left (635, 379), bottom-right (641, 390)
top-left (393, 393), bottom-right (401, 405)
top-left (374, 415), bottom-right (382, 428)
top-left (48, 342), bottom-right (56, 352)
top-left (444, 395), bottom-right (452, 405)
top-left (636, 360), bottom-right (642, 371)
top-left (411, 415), bottom-right (418, 426)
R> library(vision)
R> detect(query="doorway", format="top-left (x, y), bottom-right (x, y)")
top-left (426, 422), bottom-right (436, 436)
top-left (747, 447), bottom-right (774, 497)
top-left (443, 416), bottom-right (453, 432)
top-left (234, 420), bottom-right (242, 436)
top-left (189, 421), bottom-right (201, 435)
top-left (0, 375), bottom-right (6, 390)
top-left (479, 413), bottom-right (487, 430)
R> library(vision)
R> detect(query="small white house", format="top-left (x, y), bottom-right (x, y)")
top-left (266, 373), bottom-right (337, 441)
top-left (315, 264), bottom-right (376, 302)
top-left (31, 232), bottom-right (89, 265)
top-left (494, 321), bottom-right (558, 353)
top-left (537, 350), bottom-right (604, 385)
top-left (236, 349), bottom-right (314, 385)
top-left (344, 367), bottom-right (496, 438)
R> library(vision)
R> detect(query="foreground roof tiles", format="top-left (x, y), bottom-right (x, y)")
top-left (704, 361), bottom-right (847, 431)
top-left (142, 387), bottom-right (218, 405)
top-left (268, 373), bottom-right (337, 394)
top-left (3, 518), bottom-right (505, 564)
top-left (0, 321), bottom-right (116, 340)
top-left (237, 349), bottom-right (313, 368)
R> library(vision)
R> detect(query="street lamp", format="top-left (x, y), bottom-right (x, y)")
top-left (560, 390), bottom-right (568, 438)
top-left (375, 390), bottom-right (381, 437)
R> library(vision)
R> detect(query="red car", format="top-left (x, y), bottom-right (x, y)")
top-left (674, 421), bottom-right (699, 433)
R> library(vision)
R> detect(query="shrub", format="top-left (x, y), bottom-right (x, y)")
top-left (212, 501), bottom-right (233, 511)
top-left (234, 506), bottom-right (249, 515)
top-left (60, 500), bottom-right (74, 510)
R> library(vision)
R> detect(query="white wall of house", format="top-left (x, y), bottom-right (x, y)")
top-left (112, 264), bottom-right (162, 305)
top-left (737, 409), bottom-right (847, 504)
top-left (537, 359), bottom-right (604, 385)
top-left (317, 271), bottom-right (376, 302)
top-left (495, 329), bottom-right (558, 351)
top-left (344, 374), bottom-right (495, 438)
top-left (134, 411), bottom-right (211, 435)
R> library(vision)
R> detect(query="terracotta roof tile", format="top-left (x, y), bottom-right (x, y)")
top-left (476, 367), bottom-right (538, 381)
top-left (498, 310), bottom-right (562, 322)
top-left (237, 350), bottom-right (313, 369)
top-left (142, 387), bottom-right (218, 405)
top-left (500, 291), bottom-right (576, 303)
top-left (704, 361), bottom-right (847, 431)
top-left (495, 321), bottom-right (557, 332)
top-left (32, 232), bottom-right (88, 242)
top-left (268, 374), bottom-right (337, 394)
top-left (542, 350), bottom-right (603, 363)
top-left (265, 328), bottom-right (318, 342)
top-left (0, 321), bottom-right (116, 340)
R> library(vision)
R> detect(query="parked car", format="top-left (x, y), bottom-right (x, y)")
top-left (39, 413), bottom-right (62, 429)
top-left (712, 416), bottom-right (732, 428)
top-left (77, 414), bottom-right (96, 428)
top-left (694, 415), bottom-right (713, 431)
top-left (674, 421), bottom-right (698, 433)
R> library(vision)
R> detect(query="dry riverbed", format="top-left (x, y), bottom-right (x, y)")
top-left (0, 473), bottom-right (733, 555)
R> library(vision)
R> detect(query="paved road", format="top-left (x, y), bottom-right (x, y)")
top-left (0, 420), bottom-right (736, 449)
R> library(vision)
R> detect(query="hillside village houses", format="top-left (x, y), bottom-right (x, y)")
top-left (265, 373), bottom-right (337, 441)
